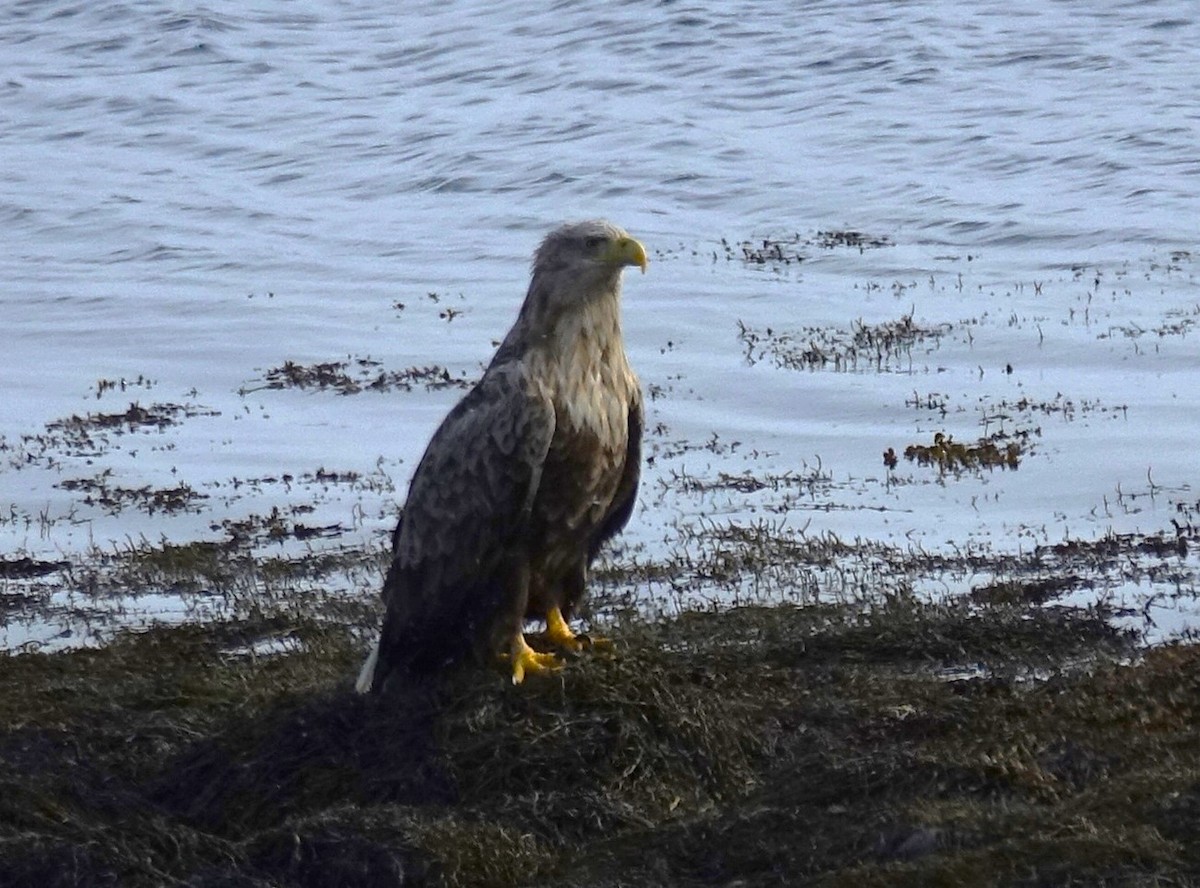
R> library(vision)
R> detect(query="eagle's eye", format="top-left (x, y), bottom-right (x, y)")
top-left (583, 235), bottom-right (606, 250)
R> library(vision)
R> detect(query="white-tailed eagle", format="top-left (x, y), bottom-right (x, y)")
top-left (357, 220), bottom-right (646, 692)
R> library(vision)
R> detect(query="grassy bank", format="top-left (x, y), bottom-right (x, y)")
top-left (2, 577), bottom-right (1197, 887)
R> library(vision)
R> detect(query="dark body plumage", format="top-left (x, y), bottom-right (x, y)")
top-left (357, 220), bottom-right (646, 693)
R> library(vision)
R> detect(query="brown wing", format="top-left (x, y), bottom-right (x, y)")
top-left (364, 362), bottom-right (555, 691)
top-left (587, 388), bottom-right (643, 563)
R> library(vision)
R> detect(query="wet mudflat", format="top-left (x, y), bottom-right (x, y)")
top-left (3, 473), bottom-right (1199, 887)
top-left (2, 557), bottom-right (1198, 887)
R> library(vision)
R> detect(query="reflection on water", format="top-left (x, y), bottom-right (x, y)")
top-left (2, 0), bottom-right (1198, 645)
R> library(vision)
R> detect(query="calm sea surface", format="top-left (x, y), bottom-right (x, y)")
top-left (3, 0), bottom-right (1198, 646)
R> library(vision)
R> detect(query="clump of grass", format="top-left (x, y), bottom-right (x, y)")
top-left (47, 401), bottom-right (195, 434)
top-left (722, 230), bottom-right (892, 266)
top-left (11, 402), bottom-right (219, 461)
top-left (59, 473), bottom-right (208, 515)
top-left (738, 314), bottom-right (953, 372)
top-left (903, 431), bottom-right (1028, 474)
top-left (117, 538), bottom-right (243, 589)
top-left (0, 556), bottom-right (70, 579)
top-left (92, 374), bottom-right (156, 399)
top-left (969, 575), bottom-right (1083, 606)
top-left (243, 356), bottom-right (471, 395)
top-left (737, 235), bottom-right (807, 265)
top-left (814, 229), bottom-right (893, 250)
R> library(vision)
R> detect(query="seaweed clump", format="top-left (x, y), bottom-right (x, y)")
top-left (1, 582), bottom-right (1199, 886)
top-left (738, 314), bottom-right (952, 372)
top-left (903, 431), bottom-right (1028, 474)
top-left (11, 402), bottom-right (220, 461)
top-left (722, 230), bottom-right (892, 266)
top-left (244, 357), bottom-right (471, 395)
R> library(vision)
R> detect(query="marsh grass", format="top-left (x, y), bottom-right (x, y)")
top-left (3, 402), bottom-right (220, 465)
top-left (2, 549), bottom-right (1198, 887)
top-left (903, 431), bottom-right (1029, 474)
top-left (241, 358), bottom-right (472, 396)
top-left (737, 314), bottom-right (953, 373)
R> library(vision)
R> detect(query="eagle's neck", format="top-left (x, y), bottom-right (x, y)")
top-left (525, 284), bottom-right (635, 442)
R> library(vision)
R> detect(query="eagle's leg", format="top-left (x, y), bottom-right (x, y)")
top-left (545, 605), bottom-right (613, 652)
top-left (508, 634), bottom-right (562, 685)
top-left (490, 557), bottom-right (564, 684)
top-left (545, 605), bottom-right (583, 652)
top-left (545, 560), bottom-right (612, 652)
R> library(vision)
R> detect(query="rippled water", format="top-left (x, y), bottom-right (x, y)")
top-left (3, 0), bottom-right (1198, 646)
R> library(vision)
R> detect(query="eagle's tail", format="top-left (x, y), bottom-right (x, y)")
top-left (355, 636), bottom-right (381, 694)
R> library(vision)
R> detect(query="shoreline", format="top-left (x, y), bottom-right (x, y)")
top-left (2, 526), bottom-right (1198, 885)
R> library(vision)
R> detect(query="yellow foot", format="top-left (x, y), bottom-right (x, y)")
top-left (504, 635), bottom-right (562, 685)
top-left (545, 606), bottom-right (613, 653)
top-left (544, 606), bottom-right (582, 652)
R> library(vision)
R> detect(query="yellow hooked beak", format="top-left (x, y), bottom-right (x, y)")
top-left (607, 235), bottom-right (648, 274)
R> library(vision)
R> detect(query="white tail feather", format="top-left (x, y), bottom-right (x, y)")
top-left (355, 638), bottom-right (380, 694)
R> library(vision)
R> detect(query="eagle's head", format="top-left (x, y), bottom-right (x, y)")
top-left (531, 220), bottom-right (648, 295)
top-left (497, 220), bottom-right (647, 361)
